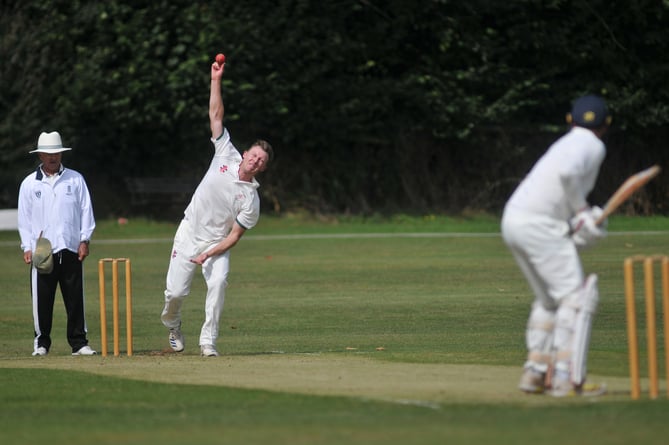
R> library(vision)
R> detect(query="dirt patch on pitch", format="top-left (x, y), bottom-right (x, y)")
top-left (0, 353), bottom-right (631, 405)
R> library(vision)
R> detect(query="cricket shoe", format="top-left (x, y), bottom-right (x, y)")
top-left (169, 326), bottom-right (185, 352)
top-left (32, 346), bottom-right (48, 356)
top-left (518, 368), bottom-right (545, 394)
top-left (549, 377), bottom-right (607, 398)
top-left (200, 344), bottom-right (219, 357)
top-left (72, 345), bottom-right (97, 356)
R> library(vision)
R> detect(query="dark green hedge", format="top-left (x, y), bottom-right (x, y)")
top-left (2, 0), bottom-right (668, 218)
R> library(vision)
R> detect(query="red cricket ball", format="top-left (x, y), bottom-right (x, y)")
top-left (215, 53), bottom-right (226, 65)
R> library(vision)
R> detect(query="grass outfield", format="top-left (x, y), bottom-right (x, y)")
top-left (1, 214), bottom-right (669, 444)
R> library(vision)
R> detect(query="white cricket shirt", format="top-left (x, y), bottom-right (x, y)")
top-left (184, 128), bottom-right (261, 244)
top-left (505, 127), bottom-right (605, 220)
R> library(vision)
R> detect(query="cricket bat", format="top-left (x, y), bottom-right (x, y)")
top-left (596, 165), bottom-right (661, 225)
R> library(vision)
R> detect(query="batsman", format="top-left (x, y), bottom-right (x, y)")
top-left (501, 95), bottom-right (611, 397)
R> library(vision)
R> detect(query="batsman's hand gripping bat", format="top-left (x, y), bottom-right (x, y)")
top-left (596, 165), bottom-right (661, 225)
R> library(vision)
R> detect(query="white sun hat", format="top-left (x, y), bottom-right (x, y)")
top-left (29, 131), bottom-right (72, 154)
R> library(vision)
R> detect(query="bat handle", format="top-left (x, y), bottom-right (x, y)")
top-left (595, 214), bottom-right (608, 226)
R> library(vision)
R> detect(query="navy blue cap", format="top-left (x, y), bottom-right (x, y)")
top-left (567, 95), bottom-right (611, 128)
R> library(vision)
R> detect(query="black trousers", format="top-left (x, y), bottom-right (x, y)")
top-left (32, 249), bottom-right (89, 353)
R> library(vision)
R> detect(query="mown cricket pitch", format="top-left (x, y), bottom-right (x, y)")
top-left (0, 353), bottom-right (632, 406)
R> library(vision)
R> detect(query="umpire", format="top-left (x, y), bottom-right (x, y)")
top-left (18, 131), bottom-right (97, 356)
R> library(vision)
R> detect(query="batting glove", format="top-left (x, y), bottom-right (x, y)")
top-left (570, 206), bottom-right (607, 248)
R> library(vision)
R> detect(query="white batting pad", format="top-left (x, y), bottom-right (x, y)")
top-left (571, 274), bottom-right (599, 385)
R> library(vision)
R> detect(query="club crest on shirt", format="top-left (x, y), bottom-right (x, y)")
top-left (35, 191), bottom-right (41, 199)
top-left (235, 193), bottom-right (245, 201)
top-left (219, 165), bottom-right (228, 173)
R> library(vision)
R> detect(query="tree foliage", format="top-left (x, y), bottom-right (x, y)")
top-left (1, 0), bottom-right (668, 218)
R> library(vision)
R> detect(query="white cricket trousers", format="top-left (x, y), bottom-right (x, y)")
top-left (501, 208), bottom-right (583, 308)
top-left (161, 219), bottom-right (230, 347)
top-left (501, 207), bottom-right (585, 370)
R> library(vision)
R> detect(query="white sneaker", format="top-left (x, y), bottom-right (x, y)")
top-left (549, 376), bottom-right (607, 397)
top-left (32, 346), bottom-right (48, 356)
top-left (169, 327), bottom-right (185, 352)
top-left (518, 367), bottom-right (545, 394)
top-left (72, 345), bottom-right (97, 356)
top-left (548, 375), bottom-right (573, 397)
top-left (200, 344), bottom-right (219, 357)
